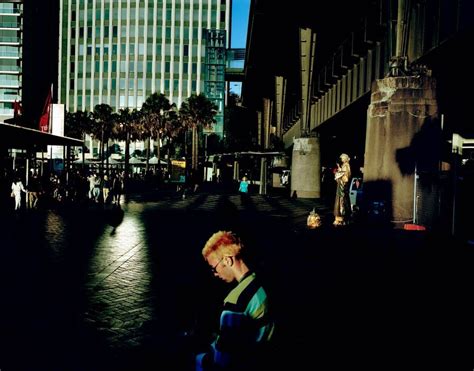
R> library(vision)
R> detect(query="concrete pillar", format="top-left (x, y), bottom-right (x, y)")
top-left (364, 76), bottom-right (440, 224)
top-left (233, 160), bottom-right (239, 181)
top-left (259, 157), bottom-right (267, 195)
top-left (291, 137), bottom-right (321, 198)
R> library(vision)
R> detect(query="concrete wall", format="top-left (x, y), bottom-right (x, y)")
top-left (364, 76), bottom-right (439, 224)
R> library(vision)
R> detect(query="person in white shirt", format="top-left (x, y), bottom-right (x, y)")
top-left (11, 177), bottom-right (27, 210)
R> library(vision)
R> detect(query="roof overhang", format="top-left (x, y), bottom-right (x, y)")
top-left (0, 123), bottom-right (83, 149)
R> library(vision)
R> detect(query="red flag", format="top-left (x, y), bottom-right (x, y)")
top-left (13, 100), bottom-right (22, 118)
top-left (39, 87), bottom-right (52, 133)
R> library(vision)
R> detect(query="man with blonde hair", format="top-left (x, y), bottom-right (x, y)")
top-left (197, 230), bottom-right (275, 370)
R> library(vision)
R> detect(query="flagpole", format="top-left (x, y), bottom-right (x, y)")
top-left (49, 83), bottom-right (53, 134)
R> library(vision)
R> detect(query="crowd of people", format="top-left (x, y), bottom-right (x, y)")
top-left (1, 168), bottom-right (127, 211)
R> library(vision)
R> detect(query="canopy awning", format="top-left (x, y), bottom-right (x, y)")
top-left (0, 122), bottom-right (83, 149)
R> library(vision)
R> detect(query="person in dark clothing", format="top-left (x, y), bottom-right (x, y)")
top-left (197, 231), bottom-right (275, 371)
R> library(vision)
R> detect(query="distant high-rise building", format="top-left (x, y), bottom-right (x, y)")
top-left (0, 0), bottom-right (22, 122)
top-left (58, 0), bottom-right (231, 137)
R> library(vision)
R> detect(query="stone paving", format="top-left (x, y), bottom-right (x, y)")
top-left (0, 191), bottom-right (471, 370)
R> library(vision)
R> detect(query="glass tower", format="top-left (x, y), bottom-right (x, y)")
top-left (58, 0), bottom-right (230, 136)
top-left (0, 0), bottom-right (22, 121)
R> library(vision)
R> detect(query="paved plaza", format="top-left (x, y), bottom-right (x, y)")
top-left (0, 190), bottom-right (472, 370)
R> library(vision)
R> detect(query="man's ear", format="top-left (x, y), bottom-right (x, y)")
top-left (225, 256), bottom-right (233, 266)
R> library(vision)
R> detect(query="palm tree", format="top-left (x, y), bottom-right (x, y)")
top-left (65, 110), bottom-right (93, 168)
top-left (91, 104), bottom-right (115, 173)
top-left (179, 94), bottom-right (217, 170)
top-left (142, 93), bottom-right (176, 170)
top-left (114, 108), bottom-right (142, 175)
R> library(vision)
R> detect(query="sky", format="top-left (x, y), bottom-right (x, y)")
top-left (231, 0), bottom-right (250, 48)
top-left (230, 0), bottom-right (250, 96)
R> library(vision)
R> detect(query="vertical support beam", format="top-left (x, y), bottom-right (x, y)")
top-left (257, 111), bottom-right (262, 147)
top-left (262, 98), bottom-right (272, 149)
top-left (259, 157), bottom-right (267, 195)
top-left (396, 0), bottom-right (407, 57)
top-left (233, 160), bottom-right (239, 181)
top-left (299, 28), bottom-right (317, 135)
top-left (275, 76), bottom-right (286, 139)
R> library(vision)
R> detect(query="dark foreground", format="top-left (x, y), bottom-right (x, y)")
top-left (0, 191), bottom-right (472, 370)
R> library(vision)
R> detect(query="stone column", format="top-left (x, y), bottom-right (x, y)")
top-left (291, 137), bottom-right (321, 198)
top-left (364, 76), bottom-right (440, 224)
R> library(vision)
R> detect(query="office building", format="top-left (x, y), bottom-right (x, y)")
top-left (58, 0), bottom-right (231, 137)
top-left (0, 0), bottom-right (22, 122)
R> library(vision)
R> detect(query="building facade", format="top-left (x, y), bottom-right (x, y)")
top-left (0, 0), bottom-right (22, 122)
top-left (58, 0), bottom-right (231, 136)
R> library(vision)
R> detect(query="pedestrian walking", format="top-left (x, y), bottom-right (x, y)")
top-left (238, 176), bottom-right (249, 205)
top-left (11, 177), bottom-right (27, 210)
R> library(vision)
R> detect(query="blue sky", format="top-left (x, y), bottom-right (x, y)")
top-left (230, 0), bottom-right (250, 95)
top-left (231, 0), bottom-right (250, 48)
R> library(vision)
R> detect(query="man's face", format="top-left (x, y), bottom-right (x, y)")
top-left (207, 255), bottom-right (233, 283)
